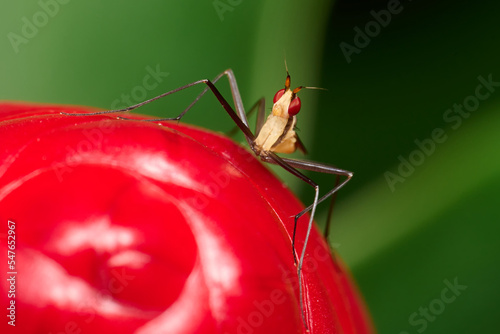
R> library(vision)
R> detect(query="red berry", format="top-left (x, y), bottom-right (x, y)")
top-left (0, 102), bottom-right (374, 334)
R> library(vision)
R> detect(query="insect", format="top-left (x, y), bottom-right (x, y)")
top-left (61, 67), bottom-right (353, 329)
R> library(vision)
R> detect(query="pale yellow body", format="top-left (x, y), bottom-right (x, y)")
top-left (253, 89), bottom-right (298, 154)
top-left (254, 114), bottom-right (297, 154)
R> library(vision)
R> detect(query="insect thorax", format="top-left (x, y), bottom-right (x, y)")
top-left (254, 114), bottom-right (297, 154)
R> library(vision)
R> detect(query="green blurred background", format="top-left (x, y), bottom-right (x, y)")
top-left (1, 0), bottom-right (499, 332)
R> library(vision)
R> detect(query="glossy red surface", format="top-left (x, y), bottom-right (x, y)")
top-left (0, 102), bottom-right (374, 334)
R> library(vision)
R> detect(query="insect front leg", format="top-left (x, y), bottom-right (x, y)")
top-left (130, 69), bottom-right (258, 147)
top-left (60, 70), bottom-right (257, 143)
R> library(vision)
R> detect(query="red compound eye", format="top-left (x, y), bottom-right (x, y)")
top-left (273, 89), bottom-right (301, 116)
top-left (273, 89), bottom-right (285, 103)
top-left (288, 97), bottom-right (301, 116)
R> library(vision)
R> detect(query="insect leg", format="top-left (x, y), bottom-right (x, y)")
top-left (59, 70), bottom-right (244, 121)
top-left (323, 174), bottom-right (340, 240)
top-left (147, 69), bottom-right (247, 125)
top-left (60, 80), bottom-right (208, 117)
top-left (262, 155), bottom-right (352, 328)
top-left (226, 97), bottom-right (266, 137)
top-left (129, 69), bottom-right (257, 147)
top-left (61, 70), bottom-right (256, 142)
top-left (254, 97), bottom-right (266, 136)
top-left (262, 152), bottom-right (321, 330)
top-left (278, 157), bottom-right (353, 213)
top-left (262, 156), bottom-right (352, 255)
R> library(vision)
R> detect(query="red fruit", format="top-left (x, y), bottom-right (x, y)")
top-left (0, 102), bottom-right (374, 333)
